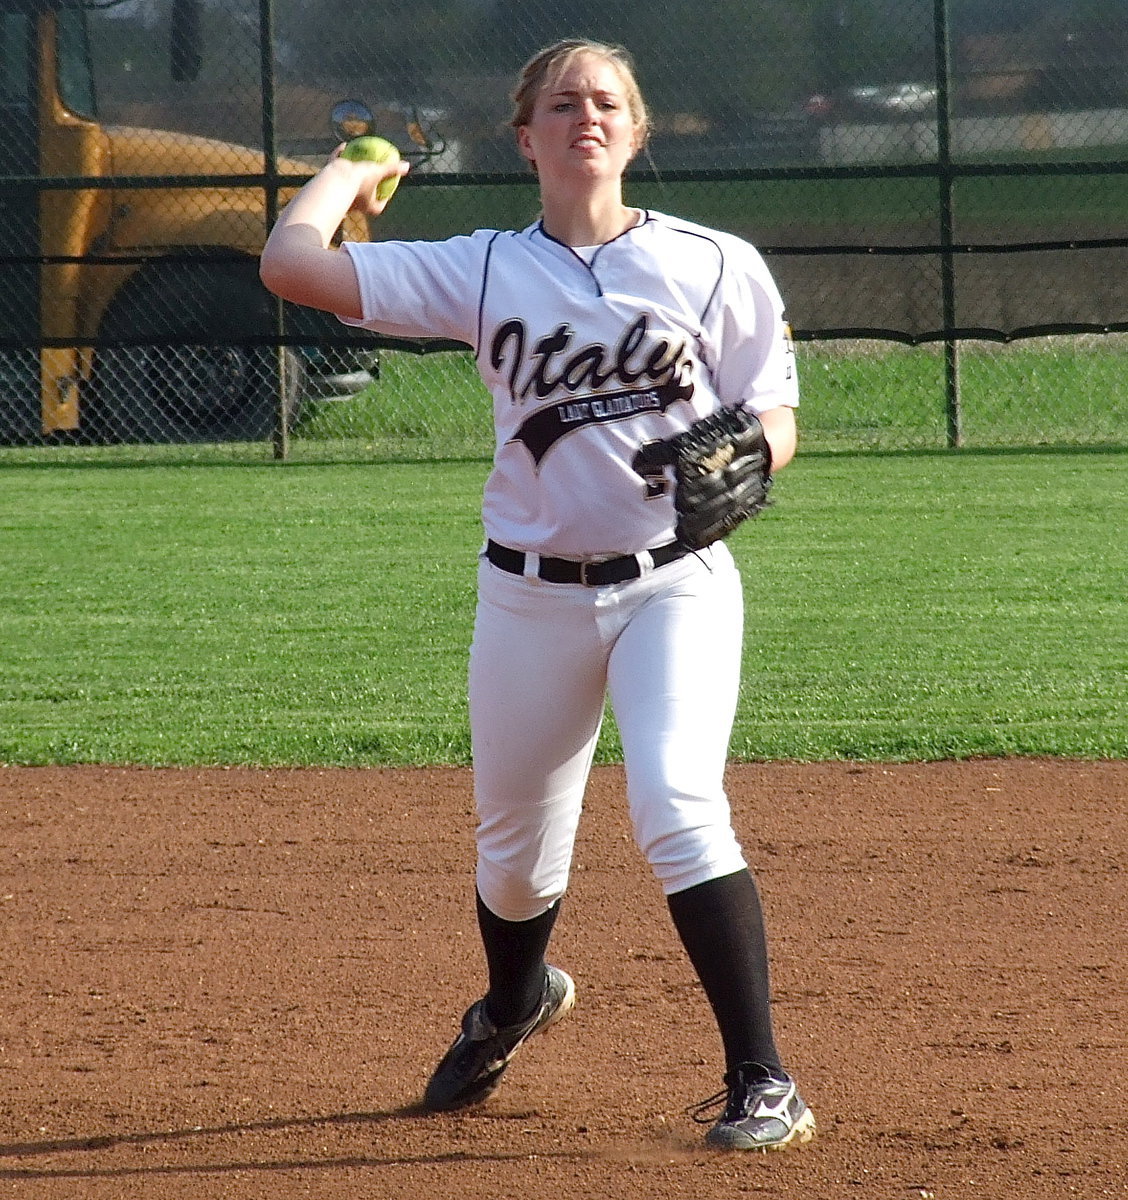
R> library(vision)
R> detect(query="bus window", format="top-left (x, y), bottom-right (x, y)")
top-left (56, 8), bottom-right (96, 120)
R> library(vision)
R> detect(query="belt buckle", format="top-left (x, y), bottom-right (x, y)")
top-left (579, 555), bottom-right (617, 586)
top-left (580, 553), bottom-right (638, 586)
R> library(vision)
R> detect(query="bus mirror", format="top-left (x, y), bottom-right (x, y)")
top-left (331, 100), bottom-right (376, 143)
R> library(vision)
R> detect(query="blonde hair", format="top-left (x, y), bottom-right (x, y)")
top-left (509, 38), bottom-right (651, 151)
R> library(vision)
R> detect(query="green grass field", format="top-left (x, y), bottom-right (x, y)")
top-left (1, 446), bottom-right (1124, 766)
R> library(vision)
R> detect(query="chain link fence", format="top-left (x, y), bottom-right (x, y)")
top-left (1, 0), bottom-right (1126, 459)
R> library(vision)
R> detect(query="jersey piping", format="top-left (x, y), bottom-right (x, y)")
top-left (475, 230), bottom-right (504, 358)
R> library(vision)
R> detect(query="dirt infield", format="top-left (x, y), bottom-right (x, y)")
top-left (1, 760), bottom-right (1125, 1199)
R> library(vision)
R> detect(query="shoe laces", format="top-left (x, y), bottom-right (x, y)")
top-left (471, 971), bottom-right (550, 1043)
top-left (686, 1061), bottom-right (786, 1125)
top-left (465, 1001), bottom-right (501, 1042)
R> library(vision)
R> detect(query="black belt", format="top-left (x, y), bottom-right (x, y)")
top-left (486, 539), bottom-right (690, 586)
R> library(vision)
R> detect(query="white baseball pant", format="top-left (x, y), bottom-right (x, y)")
top-left (470, 542), bottom-right (748, 922)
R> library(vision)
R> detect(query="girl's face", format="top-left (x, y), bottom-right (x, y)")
top-left (516, 52), bottom-right (641, 186)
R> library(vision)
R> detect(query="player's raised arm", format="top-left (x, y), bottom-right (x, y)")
top-left (259, 152), bottom-right (410, 319)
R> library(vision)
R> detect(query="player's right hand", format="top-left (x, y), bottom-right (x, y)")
top-left (327, 146), bottom-right (411, 217)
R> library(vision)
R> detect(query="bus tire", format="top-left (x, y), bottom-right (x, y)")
top-left (84, 260), bottom-right (303, 444)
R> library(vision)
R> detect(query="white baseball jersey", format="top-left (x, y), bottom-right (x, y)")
top-left (341, 211), bottom-right (797, 558)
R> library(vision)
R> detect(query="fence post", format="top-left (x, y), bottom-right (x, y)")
top-left (259, 0), bottom-right (288, 460)
top-left (934, 0), bottom-right (962, 447)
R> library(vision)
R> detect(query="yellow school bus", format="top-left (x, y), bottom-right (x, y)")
top-left (0, 0), bottom-right (373, 444)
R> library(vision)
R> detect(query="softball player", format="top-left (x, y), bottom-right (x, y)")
top-left (260, 37), bottom-right (814, 1152)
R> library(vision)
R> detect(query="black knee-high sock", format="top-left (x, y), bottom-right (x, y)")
top-left (666, 869), bottom-right (782, 1073)
top-left (476, 892), bottom-right (561, 1027)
